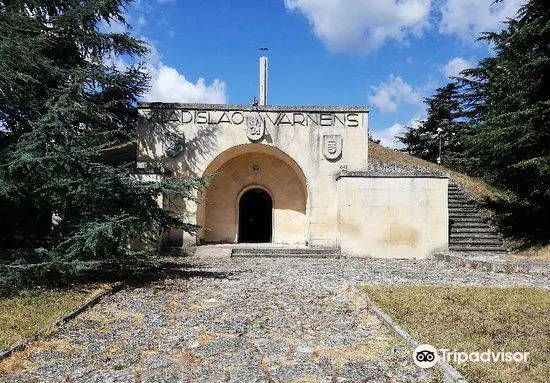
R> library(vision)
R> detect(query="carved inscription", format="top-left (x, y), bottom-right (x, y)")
top-left (148, 109), bottom-right (361, 128)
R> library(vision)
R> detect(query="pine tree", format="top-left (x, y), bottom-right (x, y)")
top-left (397, 82), bottom-right (468, 167)
top-left (0, 0), bottom-right (204, 287)
top-left (461, 0), bottom-right (550, 205)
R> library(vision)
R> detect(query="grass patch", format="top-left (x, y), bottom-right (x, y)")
top-left (508, 245), bottom-right (550, 263)
top-left (368, 142), bottom-right (507, 203)
top-left (0, 287), bottom-right (99, 350)
top-left (361, 285), bottom-right (550, 383)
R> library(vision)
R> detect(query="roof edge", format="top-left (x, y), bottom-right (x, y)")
top-left (137, 102), bottom-right (370, 113)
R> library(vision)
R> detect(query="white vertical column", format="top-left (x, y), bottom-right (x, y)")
top-left (259, 56), bottom-right (268, 106)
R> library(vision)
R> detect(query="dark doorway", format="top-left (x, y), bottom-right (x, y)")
top-left (238, 188), bottom-right (272, 243)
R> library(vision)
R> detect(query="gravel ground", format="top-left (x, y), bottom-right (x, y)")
top-left (1, 254), bottom-right (548, 383)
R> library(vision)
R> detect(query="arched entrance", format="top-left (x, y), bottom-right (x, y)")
top-left (196, 144), bottom-right (308, 245)
top-left (238, 188), bottom-right (272, 243)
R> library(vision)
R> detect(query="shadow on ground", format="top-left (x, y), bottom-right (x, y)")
top-left (0, 257), bottom-right (236, 297)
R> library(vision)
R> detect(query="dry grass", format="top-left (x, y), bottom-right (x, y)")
top-left (0, 287), bottom-right (97, 351)
top-left (361, 285), bottom-right (550, 383)
top-left (368, 142), bottom-right (508, 203)
top-left (508, 245), bottom-right (550, 263)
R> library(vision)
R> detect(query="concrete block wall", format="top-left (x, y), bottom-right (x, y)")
top-left (337, 176), bottom-right (448, 259)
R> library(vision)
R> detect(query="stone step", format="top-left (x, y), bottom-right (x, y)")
top-left (232, 252), bottom-right (341, 259)
top-left (450, 218), bottom-right (486, 224)
top-left (450, 221), bottom-right (492, 228)
top-left (449, 210), bottom-right (484, 215)
top-left (451, 227), bottom-right (499, 233)
top-left (448, 184), bottom-right (507, 253)
top-left (449, 208), bottom-right (480, 213)
top-left (449, 211), bottom-right (484, 217)
top-left (231, 247), bottom-right (341, 259)
top-left (448, 194), bottom-right (473, 198)
top-left (449, 216), bottom-right (486, 222)
top-left (232, 247), bottom-right (338, 254)
top-left (448, 201), bottom-right (476, 206)
top-left (448, 204), bottom-right (476, 208)
top-left (449, 245), bottom-right (507, 253)
top-left (448, 200), bottom-right (476, 205)
top-left (448, 201), bottom-right (474, 205)
top-left (450, 237), bottom-right (503, 245)
top-left (448, 207), bottom-right (477, 211)
top-left (450, 232), bottom-right (501, 239)
top-left (160, 247), bottom-right (186, 257)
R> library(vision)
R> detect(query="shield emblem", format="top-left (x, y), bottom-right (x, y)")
top-left (165, 133), bottom-right (185, 157)
top-left (322, 135), bottom-right (343, 160)
top-left (245, 116), bottom-right (265, 141)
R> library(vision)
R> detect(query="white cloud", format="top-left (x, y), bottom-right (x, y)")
top-left (284, 0), bottom-right (431, 53)
top-left (368, 75), bottom-right (422, 113)
top-left (145, 66), bottom-right (227, 103)
top-left (372, 118), bottom-right (421, 149)
top-left (98, 19), bottom-right (129, 34)
top-left (102, 38), bottom-right (227, 104)
top-left (373, 123), bottom-right (407, 149)
top-left (442, 57), bottom-right (473, 78)
top-left (97, 3), bottom-right (226, 103)
top-left (103, 55), bottom-right (131, 71)
top-left (439, 0), bottom-right (524, 41)
top-left (137, 16), bottom-right (147, 28)
top-left (142, 44), bottom-right (227, 103)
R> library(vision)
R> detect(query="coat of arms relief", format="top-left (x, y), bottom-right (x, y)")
top-left (245, 116), bottom-right (265, 142)
top-left (322, 135), bottom-right (343, 160)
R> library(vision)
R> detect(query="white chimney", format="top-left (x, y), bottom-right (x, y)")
top-left (259, 55), bottom-right (268, 106)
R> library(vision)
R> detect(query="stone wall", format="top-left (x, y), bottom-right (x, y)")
top-left (136, 103), bottom-right (449, 259)
top-left (137, 104), bottom-right (370, 247)
top-left (337, 175), bottom-right (448, 259)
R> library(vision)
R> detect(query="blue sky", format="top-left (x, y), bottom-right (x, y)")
top-left (110, 0), bottom-right (525, 147)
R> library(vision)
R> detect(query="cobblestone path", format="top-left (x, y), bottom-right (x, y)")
top-left (1, 255), bottom-right (547, 382)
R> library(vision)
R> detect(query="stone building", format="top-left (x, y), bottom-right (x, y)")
top-left (136, 102), bottom-right (448, 259)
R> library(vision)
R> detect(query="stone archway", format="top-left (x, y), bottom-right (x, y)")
top-left (197, 144), bottom-right (308, 245)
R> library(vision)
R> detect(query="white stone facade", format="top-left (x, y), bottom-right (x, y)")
top-left (137, 103), bottom-right (448, 259)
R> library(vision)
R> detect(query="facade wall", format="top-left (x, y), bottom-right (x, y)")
top-left (337, 176), bottom-right (448, 259)
top-left (136, 103), bottom-right (449, 259)
top-left (137, 104), bottom-right (370, 247)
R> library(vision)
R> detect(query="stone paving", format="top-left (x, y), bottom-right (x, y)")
top-left (1, 255), bottom-right (548, 383)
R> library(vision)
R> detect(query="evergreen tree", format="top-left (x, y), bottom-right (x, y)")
top-left (397, 82), bottom-right (468, 167)
top-left (460, 0), bottom-right (550, 206)
top-left (0, 0), bottom-right (204, 286)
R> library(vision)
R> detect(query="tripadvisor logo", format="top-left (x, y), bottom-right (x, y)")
top-left (413, 344), bottom-right (530, 369)
top-left (413, 344), bottom-right (439, 368)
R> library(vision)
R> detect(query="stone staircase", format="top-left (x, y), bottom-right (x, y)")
top-left (231, 246), bottom-right (341, 259)
top-left (448, 183), bottom-right (507, 253)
